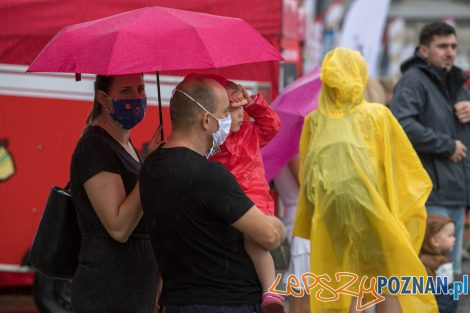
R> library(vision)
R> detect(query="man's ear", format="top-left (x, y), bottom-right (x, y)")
top-left (419, 44), bottom-right (429, 59)
top-left (201, 112), bottom-right (211, 131)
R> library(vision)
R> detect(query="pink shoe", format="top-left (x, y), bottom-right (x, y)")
top-left (261, 292), bottom-right (285, 313)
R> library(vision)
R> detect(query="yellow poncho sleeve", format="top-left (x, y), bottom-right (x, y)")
top-left (380, 108), bottom-right (432, 253)
top-left (293, 112), bottom-right (315, 240)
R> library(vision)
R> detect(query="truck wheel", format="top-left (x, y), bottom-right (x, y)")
top-left (32, 272), bottom-right (73, 313)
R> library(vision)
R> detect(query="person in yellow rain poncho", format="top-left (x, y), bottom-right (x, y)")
top-left (293, 48), bottom-right (438, 313)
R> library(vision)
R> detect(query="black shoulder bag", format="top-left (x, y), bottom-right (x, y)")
top-left (30, 184), bottom-right (80, 279)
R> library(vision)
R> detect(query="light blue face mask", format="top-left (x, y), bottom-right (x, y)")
top-left (173, 89), bottom-right (231, 157)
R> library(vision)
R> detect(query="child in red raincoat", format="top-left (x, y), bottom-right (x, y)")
top-left (208, 76), bottom-right (283, 313)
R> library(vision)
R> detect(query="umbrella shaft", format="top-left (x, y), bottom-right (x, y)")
top-left (156, 72), bottom-right (164, 141)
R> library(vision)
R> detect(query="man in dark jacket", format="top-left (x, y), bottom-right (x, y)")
top-left (391, 22), bottom-right (470, 275)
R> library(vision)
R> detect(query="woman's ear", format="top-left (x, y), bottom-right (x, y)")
top-left (97, 90), bottom-right (111, 110)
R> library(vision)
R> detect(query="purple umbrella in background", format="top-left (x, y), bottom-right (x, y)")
top-left (262, 67), bottom-right (322, 181)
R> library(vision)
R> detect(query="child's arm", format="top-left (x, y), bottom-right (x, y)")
top-left (243, 93), bottom-right (281, 147)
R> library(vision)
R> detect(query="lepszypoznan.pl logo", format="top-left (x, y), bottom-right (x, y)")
top-left (269, 272), bottom-right (468, 310)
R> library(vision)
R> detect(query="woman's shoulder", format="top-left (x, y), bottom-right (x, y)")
top-left (73, 126), bottom-right (117, 159)
top-left (77, 126), bottom-right (111, 146)
top-left (71, 126), bottom-right (127, 179)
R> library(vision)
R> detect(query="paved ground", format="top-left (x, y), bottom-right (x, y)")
top-left (0, 287), bottom-right (37, 313)
top-left (0, 295), bottom-right (37, 313)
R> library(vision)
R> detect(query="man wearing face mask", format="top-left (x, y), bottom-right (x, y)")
top-left (140, 77), bottom-right (286, 313)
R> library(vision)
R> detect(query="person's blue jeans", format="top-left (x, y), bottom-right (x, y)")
top-left (426, 206), bottom-right (465, 274)
top-left (435, 293), bottom-right (458, 313)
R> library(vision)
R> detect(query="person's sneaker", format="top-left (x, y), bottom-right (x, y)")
top-left (261, 292), bottom-right (285, 313)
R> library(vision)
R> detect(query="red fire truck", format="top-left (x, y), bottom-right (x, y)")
top-left (0, 1), bottom-right (303, 311)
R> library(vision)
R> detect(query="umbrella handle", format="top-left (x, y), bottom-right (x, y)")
top-left (156, 71), bottom-right (164, 141)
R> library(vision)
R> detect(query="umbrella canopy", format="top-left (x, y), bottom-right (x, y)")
top-left (27, 6), bottom-right (283, 75)
top-left (262, 67), bottom-right (322, 181)
top-left (27, 6), bottom-right (283, 139)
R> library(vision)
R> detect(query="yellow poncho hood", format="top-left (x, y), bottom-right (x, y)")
top-left (294, 48), bottom-right (437, 312)
top-left (318, 48), bottom-right (368, 118)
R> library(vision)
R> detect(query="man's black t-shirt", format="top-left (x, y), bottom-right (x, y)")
top-left (140, 147), bottom-right (261, 305)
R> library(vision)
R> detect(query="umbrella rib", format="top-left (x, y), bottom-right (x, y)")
top-left (105, 32), bottom-right (121, 74)
top-left (104, 10), bottom-right (147, 75)
top-left (163, 9), bottom-right (217, 68)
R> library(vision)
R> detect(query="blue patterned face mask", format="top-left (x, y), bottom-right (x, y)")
top-left (105, 94), bottom-right (147, 129)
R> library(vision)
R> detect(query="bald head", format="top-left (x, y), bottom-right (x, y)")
top-left (170, 77), bottom-right (228, 131)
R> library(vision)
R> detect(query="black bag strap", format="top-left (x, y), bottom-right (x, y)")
top-left (65, 181), bottom-right (70, 191)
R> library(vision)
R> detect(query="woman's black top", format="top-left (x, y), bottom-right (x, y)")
top-left (70, 126), bottom-right (157, 313)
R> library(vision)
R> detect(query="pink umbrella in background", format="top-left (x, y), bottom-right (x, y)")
top-left (262, 67), bottom-right (322, 181)
top-left (27, 6), bottom-right (283, 138)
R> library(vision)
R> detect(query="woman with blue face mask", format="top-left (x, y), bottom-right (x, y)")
top-left (69, 74), bottom-right (160, 313)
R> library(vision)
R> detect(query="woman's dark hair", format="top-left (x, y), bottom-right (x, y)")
top-left (419, 22), bottom-right (456, 47)
top-left (85, 75), bottom-right (115, 126)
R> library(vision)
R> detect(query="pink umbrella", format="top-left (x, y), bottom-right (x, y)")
top-left (27, 6), bottom-right (282, 74)
top-left (27, 6), bottom-right (283, 137)
top-left (262, 67), bottom-right (322, 181)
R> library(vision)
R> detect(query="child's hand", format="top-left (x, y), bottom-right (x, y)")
top-left (239, 85), bottom-right (253, 105)
top-left (239, 84), bottom-right (257, 107)
top-left (229, 95), bottom-right (249, 107)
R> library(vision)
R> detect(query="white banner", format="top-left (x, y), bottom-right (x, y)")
top-left (339, 0), bottom-right (390, 77)
top-left (387, 17), bottom-right (405, 78)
